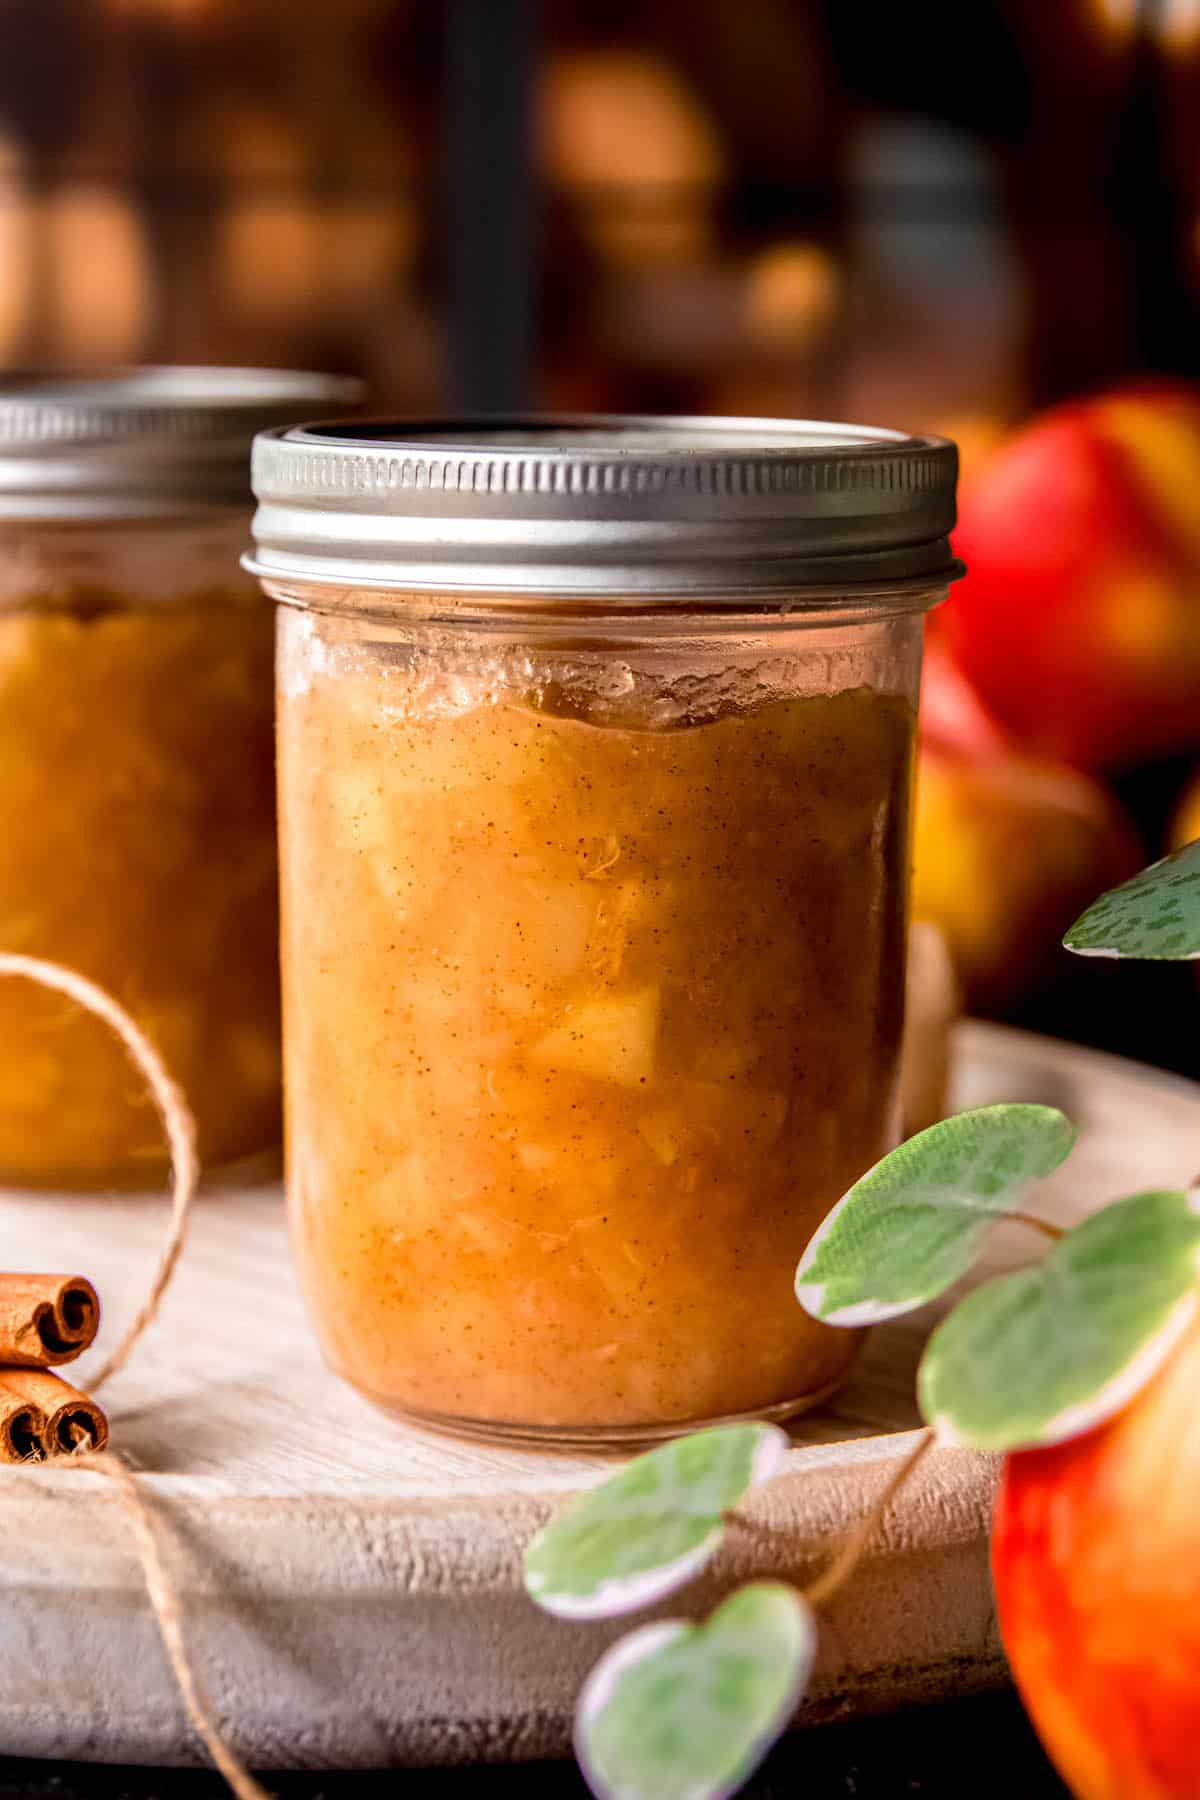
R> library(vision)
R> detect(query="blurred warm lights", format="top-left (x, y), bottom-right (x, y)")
top-left (0, 138), bottom-right (33, 363)
top-left (317, 113), bottom-right (418, 325)
top-left (213, 111), bottom-right (324, 330)
top-left (43, 185), bottom-right (151, 362)
top-left (743, 243), bottom-right (840, 354)
top-left (541, 51), bottom-right (724, 267)
top-left (580, 199), bottom-right (717, 269)
top-left (220, 199), bottom-right (326, 331)
top-left (319, 198), bottom-right (414, 324)
top-left (541, 51), bottom-right (725, 190)
top-left (1160, 0), bottom-right (1200, 49)
top-left (1090, 0), bottom-right (1200, 44)
top-left (1090, 0), bottom-right (1139, 39)
top-left (104, 0), bottom-right (220, 16)
top-left (209, 106), bottom-right (412, 335)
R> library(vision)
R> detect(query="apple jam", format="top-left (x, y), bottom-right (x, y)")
top-left (0, 584), bottom-right (279, 1184)
top-left (252, 413), bottom-right (960, 1443)
top-left (278, 610), bottom-right (917, 1436)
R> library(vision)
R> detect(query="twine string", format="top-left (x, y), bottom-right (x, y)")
top-left (0, 953), bottom-right (199, 1389)
top-left (2, 954), bottom-right (261, 1796)
top-left (73, 1450), bottom-right (270, 1800)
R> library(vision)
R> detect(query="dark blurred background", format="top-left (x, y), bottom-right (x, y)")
top-left (3, 0), bottom-right (1196, 419)
top-left (3, 0), bottom-right (1199, 1073)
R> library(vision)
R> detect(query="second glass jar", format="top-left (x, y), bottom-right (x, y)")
top-left (0, 369), bottom-right (358, 1186)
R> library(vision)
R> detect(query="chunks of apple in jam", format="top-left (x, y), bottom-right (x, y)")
top-left (279, 620), bottom-right (916, 1434)
top-left (532, 988), bottom-right (660, 1087)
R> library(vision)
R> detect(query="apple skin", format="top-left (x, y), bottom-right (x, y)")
top-left (919, 636), bottom-right (1013, 761)
top-left (912, 739), bottom-right (1140, 1011)
top-left (914, 639), bottom-right (1141, 1010)
top-left (945, 382), bottom-right (1200, 772)
top-left (1170, 768), bottom-right (1200, 854)
top-left (992, 1310), bottom-right (1200, 1800)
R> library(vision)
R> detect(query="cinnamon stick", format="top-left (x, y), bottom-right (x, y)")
top-left (0, 1384), bottom-right (46, 1462)
top-left (0, 1274), bottom-right (100, 1367)
top-left (0, 1368), bottom-right (108, 1455)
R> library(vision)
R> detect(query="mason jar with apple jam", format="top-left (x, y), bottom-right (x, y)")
top-left (0, 367), bottom-right (359, 1187)
top-left (248, 416), bottom-right (962, 1444)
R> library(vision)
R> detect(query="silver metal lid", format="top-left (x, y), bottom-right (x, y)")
top-left (0, 367), bottom-right (363, 519)
top-left (246, 414), bottom-right (961, 597)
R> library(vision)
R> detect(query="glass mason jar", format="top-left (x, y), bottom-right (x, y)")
top-left (249, 417), bottom-right (962, 1445)
top-left (0, 368), bottom-right (359, 1187)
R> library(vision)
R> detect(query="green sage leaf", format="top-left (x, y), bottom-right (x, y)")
top-left (524, 1424), bottom-right (788, 1620)
top-left (576, 1582), bottom-right (815, 1800)
top-left (795, 1104), bottom-right (1076, 1326)
top-left (1064, 839), bottom-right (1200, 960)
top-left (919, 1189), bottom-right (1200, 1451)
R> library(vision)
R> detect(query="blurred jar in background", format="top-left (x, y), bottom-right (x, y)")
top-left (0, 366), bottom-right (358, 1187)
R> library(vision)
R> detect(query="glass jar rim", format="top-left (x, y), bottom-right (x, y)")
top-left (255, 571), bottom-right (954, 632)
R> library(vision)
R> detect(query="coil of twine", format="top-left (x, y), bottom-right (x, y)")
top-left (0, 953), bottom-right (268, 1800)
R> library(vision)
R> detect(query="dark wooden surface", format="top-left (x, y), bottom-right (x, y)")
top-left (0, 1689), bottom-right (1069, 1797)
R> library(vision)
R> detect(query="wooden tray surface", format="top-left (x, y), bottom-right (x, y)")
top-left (0, 1021), bottom-right (1195, 1769)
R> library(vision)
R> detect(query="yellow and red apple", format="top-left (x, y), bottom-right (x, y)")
top-left (944, 381), bottom-right (1200, 772)
top-left (913, 642), bottom-right (1141, 1010)
top-left (1170, 766), bottom-right (1200, 855)
top-left (992, 1308), bottom-right (1200, 1800)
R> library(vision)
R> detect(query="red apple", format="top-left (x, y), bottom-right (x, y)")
top-left (992, 1309), bottom-right (1200, 1800)
top-left (945, 382), bottom-right (1200, 772)
top-left (914, 640), bottom-right (1141, 1009)
top-left (920, 636), bottom-right (1013, 761)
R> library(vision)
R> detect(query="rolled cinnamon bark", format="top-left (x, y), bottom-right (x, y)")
top-left (0, 1383), bottom-right (46, 1461)
top-left (0, 1368), bottom-right (108, 1454)
top-left (0, 1275), bottom-right (100, 1367)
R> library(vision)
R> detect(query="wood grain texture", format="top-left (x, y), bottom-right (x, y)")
top-left (0, 1022), bottom-right (1195, 1770)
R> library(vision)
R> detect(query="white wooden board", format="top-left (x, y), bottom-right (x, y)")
top-left (0, 1021), bottom-right (1195, 1770)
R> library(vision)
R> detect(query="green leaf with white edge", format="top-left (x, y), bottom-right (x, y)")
top-left (919, 1189), bottom-right (1200, 1452)
top-left (523, 1424), bottom-right (788, 1621)
top-left (576, 1582), bottom-right (816, 1800)
top-left (795, 1104), bottom-right (1076, 1327)
top-left (1064, 838), bottom-right (1200, 960)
